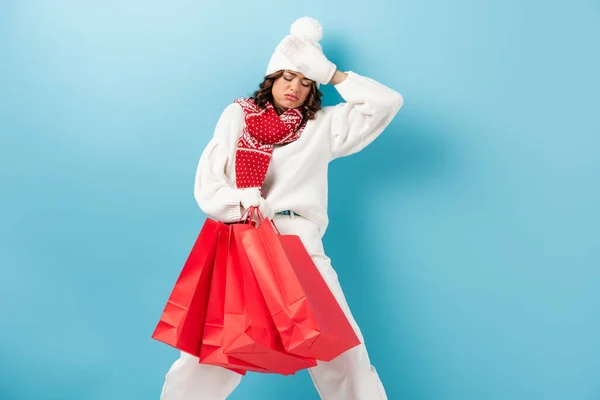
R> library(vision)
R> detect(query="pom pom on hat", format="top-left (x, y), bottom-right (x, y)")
top-left (290, 17), bottom-right (323, 42)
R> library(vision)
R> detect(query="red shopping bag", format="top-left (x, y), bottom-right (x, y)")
top-left (152, 218), bottom-right (228, 357)
top-left (221, 222), bottom-right (317, 375)
top-left (241, 215), bottom-right (361, 362)
top-left (199, 230), bottom-right (268, 374)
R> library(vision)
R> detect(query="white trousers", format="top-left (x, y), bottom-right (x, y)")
top-left (160, 213), bottom-right (387, 400)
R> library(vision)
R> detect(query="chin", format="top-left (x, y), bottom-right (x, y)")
top-left (280, 100), bottom-right (299, 108)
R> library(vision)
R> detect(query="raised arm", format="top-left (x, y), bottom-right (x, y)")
top-left (326, 71), bottom-right (403, 159)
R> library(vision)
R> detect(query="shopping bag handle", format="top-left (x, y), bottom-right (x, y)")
top-left (237, 206), bottom-right (259, 226)
top-left (239, 206), bottom-right (281, 235)
top-left (254, 207), bottom-right (282, 235)
top-left (238, 206), bottom-right (253, 224)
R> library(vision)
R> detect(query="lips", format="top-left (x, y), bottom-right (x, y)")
top-left (285, 94), bottom-right (298, 101)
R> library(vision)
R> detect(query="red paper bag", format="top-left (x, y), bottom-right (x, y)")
top-left (221, 223), bottom-right (317, 375)
top-left (152, 218), bottom-right (228, 357)
top-left (241, 218), bottom-right (361, 362)
top-left (199, 230), bottom-right (268, 374)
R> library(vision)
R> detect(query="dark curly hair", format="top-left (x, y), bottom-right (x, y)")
top-left (251, 70), bottom-right (323, 120)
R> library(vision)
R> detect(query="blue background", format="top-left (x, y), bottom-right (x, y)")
top-left (1, 1), bottom-right (599, 399)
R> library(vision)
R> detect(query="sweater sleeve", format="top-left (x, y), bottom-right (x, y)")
top-left (327, 71), bottom-right (403, 159)
top-left (193, 103), bottom-right (244, 222)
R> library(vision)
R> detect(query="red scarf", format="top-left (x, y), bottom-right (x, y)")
top-left (234, 98), bottom-right (306, 189)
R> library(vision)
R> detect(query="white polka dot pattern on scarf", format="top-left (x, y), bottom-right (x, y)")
top-left (234, 98), bottom-right (306, 191)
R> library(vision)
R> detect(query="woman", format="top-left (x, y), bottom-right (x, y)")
top-left (161, 17), bottom-right (403, 400)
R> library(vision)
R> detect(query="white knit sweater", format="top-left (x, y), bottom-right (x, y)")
top-left (193, 71), bottom-right (403, 234)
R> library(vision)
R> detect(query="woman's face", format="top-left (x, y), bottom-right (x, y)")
top-left (271, 70), bottom-right (313, 111)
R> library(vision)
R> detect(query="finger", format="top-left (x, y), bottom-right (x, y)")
top-left (279, 36), bottom-right (304, 57)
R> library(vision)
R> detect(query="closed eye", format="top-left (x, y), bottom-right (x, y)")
top-left (283, 72), bottom-right (312, 87)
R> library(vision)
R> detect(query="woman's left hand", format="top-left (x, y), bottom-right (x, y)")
top-left (277, 35), bottom-right (337, 85)
top-left (257, 197), bottom-right (275, 220)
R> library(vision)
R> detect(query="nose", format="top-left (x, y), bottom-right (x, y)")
top-left (289, 79), bottom-right (301, 94)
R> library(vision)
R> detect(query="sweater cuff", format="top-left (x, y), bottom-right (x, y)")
top-left (217, 203), bottom-right (243, 223)
top-left (333, 70), bottom-right (357, 96)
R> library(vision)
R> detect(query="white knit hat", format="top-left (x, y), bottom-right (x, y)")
top-left (265, 17), bottom-right (325, 84)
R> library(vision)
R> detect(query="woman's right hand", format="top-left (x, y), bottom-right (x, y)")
top-left (277, 35), bottom-right (337, 85)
